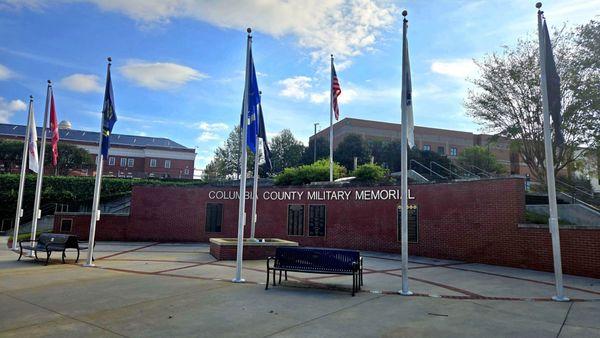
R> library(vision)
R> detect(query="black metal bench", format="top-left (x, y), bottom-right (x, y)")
top-left (266, 247), bottom-right (363, 296)
top-left (18, 233), bottom-right (90, 265)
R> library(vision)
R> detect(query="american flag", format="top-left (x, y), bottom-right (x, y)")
top-left (331, 63), bottom-right (342, 120)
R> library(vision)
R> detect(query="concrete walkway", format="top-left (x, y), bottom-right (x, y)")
top-left (1, 238), bottom-right (599, 337)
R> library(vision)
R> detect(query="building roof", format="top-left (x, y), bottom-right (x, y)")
top-left (0, 123), bottom-right (191, 151)
top-left (311, 117), bottom-right (476, 141)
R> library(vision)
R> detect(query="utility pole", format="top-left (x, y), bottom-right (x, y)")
top-left (313, 122), bottom-right (319, 163)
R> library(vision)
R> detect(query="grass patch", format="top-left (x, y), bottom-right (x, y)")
top-left (525, 211), bottom-right (570, 225)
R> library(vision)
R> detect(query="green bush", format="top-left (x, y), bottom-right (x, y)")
top-left (275, 159), bottom-right (347, 186)
top-left (0, 174), bottom-right (205, 220)
top-left (352, 163), bottom-right (389, 183)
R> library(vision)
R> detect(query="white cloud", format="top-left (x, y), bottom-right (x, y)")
top-left (0, 64), bottom-right (12, 80)
top-left (309, 84), bottom-right (387, 104)
top-left (0, 97), bottom-right (27, 123)
top-left (85, 0), bottom-right (397, 67)
top-left (119, 60), bottom-right (207, 90)
top-left (195, 121), bottom-right (229, 131)
top-left (196, 131), bottom-right (220, 142)
top-left (430, 59), bottom-right (478, 79)
top-left (309, 91), bottom-right (329, 104)
top-left (60, 74), bottom-right (103, 93)
top-left (278, 76), bottom-right (312, 99)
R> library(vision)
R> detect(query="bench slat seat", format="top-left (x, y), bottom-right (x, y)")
top-left (266, 247), bottom-right (363, 296)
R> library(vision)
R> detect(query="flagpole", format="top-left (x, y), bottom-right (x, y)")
top-left (250, 120), bottom-right (261, 241)
top-left (233, 28), bottom-right (253, 283)
top-left (329, 54), bottom-right (334, 182)
top-left (84, 58), bottom-right (111, 267)
top-left (12, 96), bottom-right (34, 251)
top-left (399, 10), bottom-right (412, 296)
top-left (250, 91), bottom-right (262, 241)
top-left (29, 81), bottom-right (52, 252)
top-left (536, 2), bottom-right (568, 302)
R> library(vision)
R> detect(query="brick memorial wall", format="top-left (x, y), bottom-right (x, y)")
top-left (54, 178), bottom-right (600, 278)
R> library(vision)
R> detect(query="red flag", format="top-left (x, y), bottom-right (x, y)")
top-left (49, 91), bottom-right (59, 166)
top-left (331, 63), bottom-right (342, 120)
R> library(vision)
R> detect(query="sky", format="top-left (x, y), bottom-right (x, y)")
top-left (0, 0), bottom-right (598, 170)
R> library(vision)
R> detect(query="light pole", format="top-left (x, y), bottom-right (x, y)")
top-left (313, 123), bottom-right (319, 163)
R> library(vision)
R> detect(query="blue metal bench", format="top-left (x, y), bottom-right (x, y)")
top-left (266, 247), bottom-right (363, 296)
top-left (18, 233), bottom-right (91, 265)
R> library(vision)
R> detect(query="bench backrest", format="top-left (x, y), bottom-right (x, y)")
top-left (37, 233), bottom-right (79, 249)
top-left (275, 247), bottom-right (359, 273)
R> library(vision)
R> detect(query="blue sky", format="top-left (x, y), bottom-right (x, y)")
top-left (0, 0), bottom-right (598, 169)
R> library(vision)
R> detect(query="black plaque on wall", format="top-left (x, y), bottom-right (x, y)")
top-left (308, 205), bottom-right (326, 237)
top-left (397, 205), bottom-right (418, 243)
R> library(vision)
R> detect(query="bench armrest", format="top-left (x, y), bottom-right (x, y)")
top-left (266, 256), bottom-right (276, 269)
top-left (18, 239), bottom-right (38, 245)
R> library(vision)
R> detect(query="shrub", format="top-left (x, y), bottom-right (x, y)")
top-left (274, 159), bottom-right (347, 186)
top-left (352, 163), bottom-right (389, 183)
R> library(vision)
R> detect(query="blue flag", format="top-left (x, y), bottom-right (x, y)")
top-left (245, 46), bottom-right (260, 153)
top-left (542, 20), bottom-right (564, 146)
top-left (100, 63), bottom-right (117, 159)
top-left (258, 103), bottom-right (272, 172)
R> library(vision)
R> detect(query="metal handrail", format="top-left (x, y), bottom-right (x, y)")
top-left (556, 179), bottom-right (594, 198)
top-left (556, 191), bottom-right (600, 213)
top-left (451, 162), bottom-right (480, 179)
top-left (410, 160), bottom-right (446, 180)
top-left (430, 161), bottom-right (463, 179)
top-left (468, 165), bottom-right (493, 178)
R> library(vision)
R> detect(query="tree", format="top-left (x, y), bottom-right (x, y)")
top-left (274, 159), bottom-right (347, 186)
top-left (0, 140), bottom-right (23, 172)
top-left (334, 134), bottom-right (370, 170)
top-left (49, 143), bottom-right (94, 175)
top-left (203, 126), bottom-right (256, 180)
top-left (301, 137), bottom-right (329, 165)
top-left (0, 140), bottom-right (93, 175)
top-left (352, 163), bottom-right (389, 183)
top-left (456, 146), bottom-right (505, 174)
top-left (269, 129), bottom-right (304, 173)
top-left (465, 20), bottom-right (600, 180)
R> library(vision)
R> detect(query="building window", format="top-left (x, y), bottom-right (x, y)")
top-left (287, 205), bottom-right (304, 236)
top-left (60, 219), bottom-right (73, 232)
top-left (108, 157), bottom-right (116, 166)
top-left (423, 144), bottom-right (431, 151)
top-left (120, 158), bottom-right (127, 167)
top-left (184, 168), bottom-right (190, 175)
top-left (450, 147), bottom-right (458, 156)
top-left (437, 146), bottom-right (445, 155)
top-left (205, 203), bottom-right (223, 232)
top-left (164, 160), bottom-right (171, 169)
top-left (397, 205), bottom-right (419, 243)
top-left (150, 159), bottom-right (157, 167)
top-left (127, 158), bottom-right (134, 167)
top-left (308, 205), bottom-right (326, 237)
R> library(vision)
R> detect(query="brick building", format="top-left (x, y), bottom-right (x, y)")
top-left (310, 118), bottom-right (530, 175)
top-left (0, 122), bottom-right (196, 179)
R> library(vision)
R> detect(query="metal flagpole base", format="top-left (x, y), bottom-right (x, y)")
top-left (231, 278), bottom-right (246, 283)
top-left (552, 295), bottom-right (570, 302)
top-left (398, 290), bottom-right (413, 296)
top-left (83, 263), bottom-right (96, 267)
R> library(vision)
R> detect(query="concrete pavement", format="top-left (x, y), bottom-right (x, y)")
top-left (1, 238), bottom-right (599, 337)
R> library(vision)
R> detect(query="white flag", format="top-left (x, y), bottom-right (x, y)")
top-left (27, 106), bottom-right (39, 173)
top-left (402, 18), bottom-right (415, 148)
